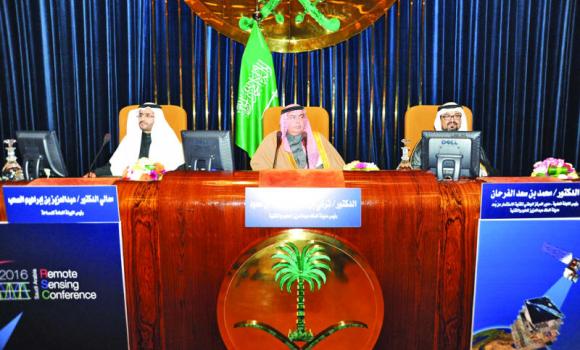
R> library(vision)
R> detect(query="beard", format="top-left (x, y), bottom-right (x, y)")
top-left (445, 122), bottom-right (459, 131)
top-left (139, 122), bottom-right (153, 132)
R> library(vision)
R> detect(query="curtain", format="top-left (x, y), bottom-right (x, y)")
top-left (0, 0), bottom-right (153, 174)
top-left (0, 0), bottom-right (577, 176)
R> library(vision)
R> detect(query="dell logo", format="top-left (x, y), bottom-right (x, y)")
top-left (442, 140), bottom-right (458, 145)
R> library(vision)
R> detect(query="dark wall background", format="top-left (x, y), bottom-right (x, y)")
top-left (0, 0), bottom-right (577, 176)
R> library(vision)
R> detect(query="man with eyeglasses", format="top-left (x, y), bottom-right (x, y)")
top-left (86, 102), bottom-right (184, 177)
top-left (410, 102), bottom-right (495, 175)
top-left (250, 104), bottom-right (345, 170)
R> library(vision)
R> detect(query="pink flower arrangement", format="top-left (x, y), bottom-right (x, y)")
top-left (531, 158), bottom-right (578, 180)
top-left (122, 158), bottom-right (166, 181)
top-left (343, 160), bottom-right (380, 171)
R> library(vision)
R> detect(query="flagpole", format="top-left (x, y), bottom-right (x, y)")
top-left (252, 1), bottom-right (263, 24)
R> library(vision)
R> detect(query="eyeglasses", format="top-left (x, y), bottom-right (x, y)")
top-left (440, 114), bottom-right (462, 121)
top-left (138, 112), bottom-right (155, 119)
top-left (285, 113), bottom-right (305, 121)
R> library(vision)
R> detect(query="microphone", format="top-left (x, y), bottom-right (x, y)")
top-left (272, 131), bottom-right (282, 169)
top-left (301, 132), bottom-right (309, 169)
top-left (88, 133), bottom-right (111, 174)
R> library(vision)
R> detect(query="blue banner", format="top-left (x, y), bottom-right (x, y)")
top-left (472, 182), bottom-right (580, 350)
top-left (245, 188), bottom-right (361, 228)
top-left (0, 223), bottom-right (128, 349)
top-left (480, 182), bottom-right (579, 219)
top-left (2, 186), bottom-right (119, 223)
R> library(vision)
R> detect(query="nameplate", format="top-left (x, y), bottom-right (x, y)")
top-left (2, 186), bottom-right (120, 223)
top-left (480, 182), bottom-right (579, 219)
top-left (245, 187), bottom-right (361, 227)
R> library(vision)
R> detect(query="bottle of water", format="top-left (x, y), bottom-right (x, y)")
top-left (2, 139), bottom-right (25, 181)
top-left (396, 139), bottom-right (413, 170)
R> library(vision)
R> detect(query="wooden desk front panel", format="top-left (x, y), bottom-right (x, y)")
top-left (152, 171), bottom-right (480, 350)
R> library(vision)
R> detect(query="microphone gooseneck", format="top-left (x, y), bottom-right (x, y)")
top-left (301, 132), bottom-right (309, 169)
top-left (272, 131), bottom-right (282, 169)
top-left (88, 133), bottom-right (111, 173)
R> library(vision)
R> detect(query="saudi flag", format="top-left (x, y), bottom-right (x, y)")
top-left (235, 23), bottom-right (279, 157)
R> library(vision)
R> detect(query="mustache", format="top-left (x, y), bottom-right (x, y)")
top-left (445, 122), bottom-right (459, 130)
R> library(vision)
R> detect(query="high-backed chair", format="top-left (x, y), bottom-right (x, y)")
top-left (262, 106), bottom-right (329, 139)
top-left (404, 105), bottom-right (473, 153)
top-left (119, 105), bottom-right (187, 142)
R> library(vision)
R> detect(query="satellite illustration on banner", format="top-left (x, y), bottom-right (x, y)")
top-left (543, 243), bottom-right (580, 284)
top-left (472, 228), bottom-right (580, 349)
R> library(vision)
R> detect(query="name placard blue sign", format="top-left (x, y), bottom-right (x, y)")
top-left (245, 187), bottom-right (361, 228)
top-left (480, 182), bottom-right (579, 219)
top-left (3, 186), bottom-right (120, 223)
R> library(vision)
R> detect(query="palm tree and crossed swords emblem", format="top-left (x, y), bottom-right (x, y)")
top-left (234, 242), bottom-right (367, 350)
top-left (239, 0), bottom-right (341, 33)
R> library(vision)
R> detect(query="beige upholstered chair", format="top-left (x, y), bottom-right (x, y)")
top-left (404, 105), bottom-right (473, 153)
top-left (119, 105), bottom-right (187, 142)
top-left (262, 106), bottom-right (330, 139)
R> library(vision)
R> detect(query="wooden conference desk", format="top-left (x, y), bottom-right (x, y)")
top-left (0, 171), bottom-right (482, 349)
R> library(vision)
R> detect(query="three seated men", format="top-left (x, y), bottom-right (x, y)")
top-left (89, 102), bottom-right (492, 177)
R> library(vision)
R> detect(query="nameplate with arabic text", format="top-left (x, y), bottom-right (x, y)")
top-left (245, 187), bottom-right (361, 228)
top-left (2, 186), bottom-right (120, 223)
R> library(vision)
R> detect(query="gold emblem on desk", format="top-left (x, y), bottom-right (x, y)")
top-left (217, 230), bottom-right (383, 349)
top-left (184, 0), bottom-right (396, 52)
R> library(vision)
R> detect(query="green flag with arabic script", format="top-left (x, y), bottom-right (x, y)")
top-left (235, 23), bottom-right (279, 157)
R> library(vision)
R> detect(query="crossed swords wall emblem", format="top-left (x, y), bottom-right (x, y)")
top-left (239, 0), bottom-right (340, 32)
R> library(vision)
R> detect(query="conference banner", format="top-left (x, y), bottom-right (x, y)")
top-left (0, 186), bottom-right (128, 350)
top-left (471, 182), bottom-right (580, 350)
